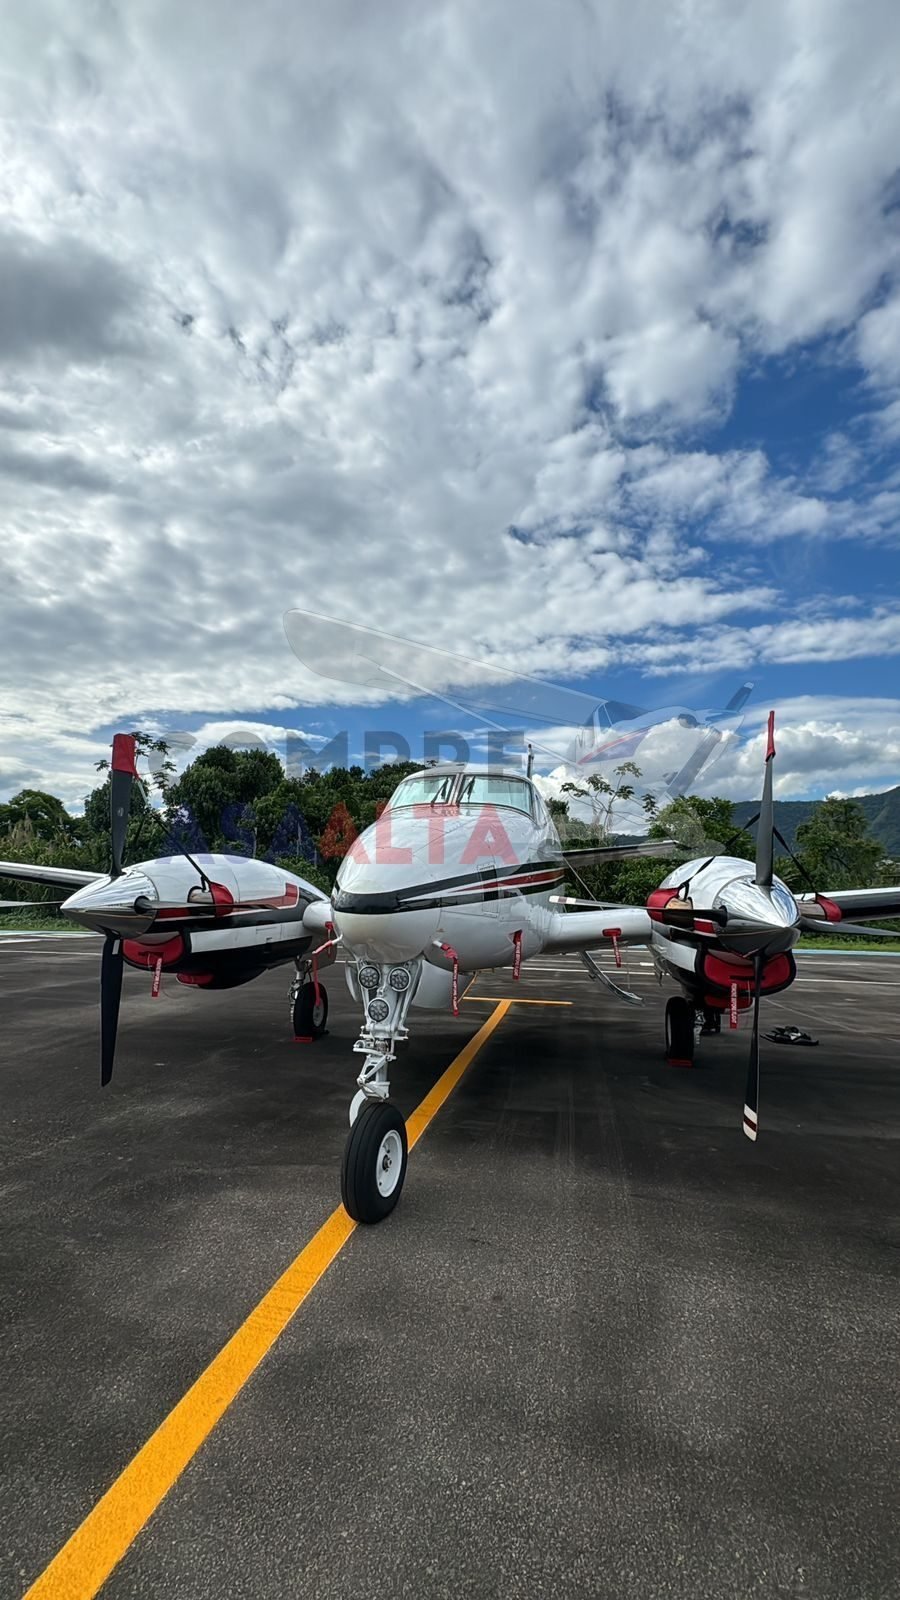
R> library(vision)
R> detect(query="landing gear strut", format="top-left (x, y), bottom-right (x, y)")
top-left (665, 995), bottom-right (695, 1066)
top-left (341, 1100), bottom-right (408, 1223)
top-left (340, 956), bottom-right (420, 1222)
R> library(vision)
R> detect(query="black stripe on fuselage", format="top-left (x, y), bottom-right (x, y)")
top-left (333, 859), bottom-right (564, 916)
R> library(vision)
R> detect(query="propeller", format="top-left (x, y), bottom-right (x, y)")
top-left (755, 710), bottom-right (776, 889)
top-left (0, 899), bottom-right (66, 908)
top-left (100, 934), bottom-right (124, 1086)
top-left (657, 904), bottom-right (727, 931)
top-left (742, 711), bottom-right (775, 1142)
top-left (742, 952), bottom-right (763, 1141)
top-left (800, 918), bottom-right (895, 938)
top-left (99, 734), bottom-right (140, 1086)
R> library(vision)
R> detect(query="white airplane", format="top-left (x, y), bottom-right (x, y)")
top-left (281, 609), bottom-right (752, 804)
top-left (4, 722), bottom-right (900, 1226)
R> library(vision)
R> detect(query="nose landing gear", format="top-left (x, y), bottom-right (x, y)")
top-left (340, 958), bottom-right (419, 1222)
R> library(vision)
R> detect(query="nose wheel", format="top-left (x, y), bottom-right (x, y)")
top-left (341, 1100), bottom-right (408, 1224)
top-left (665, 995), bottom-right (695, 1067)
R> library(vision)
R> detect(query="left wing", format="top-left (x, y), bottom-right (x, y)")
top-left (560, 838), bottom-right (678, 871)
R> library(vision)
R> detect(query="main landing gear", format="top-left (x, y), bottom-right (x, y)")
top-left (665, 996), bottom-right (723, 1065)
top-left (665, 995), bottom-right (695, 1066)
top-left (290, 967), bottom-right (329, 1041)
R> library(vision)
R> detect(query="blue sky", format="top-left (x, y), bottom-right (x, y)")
top-left (1, 0), bottom-right (899, 810)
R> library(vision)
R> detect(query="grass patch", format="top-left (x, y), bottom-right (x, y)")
top-left (0, 910), bottom-right (74, 932)
top-left (796, 933), bottom-right (900, 952)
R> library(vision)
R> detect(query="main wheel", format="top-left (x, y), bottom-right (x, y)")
top-left (665, 995), bottom-right (695, 1066)
top-left (341, 1100), bottom-right (408, 1224)
top-left (292, 981), bottom-right (328, 1041)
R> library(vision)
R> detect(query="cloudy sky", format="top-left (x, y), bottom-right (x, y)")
top-left (2, 0), bottom-right (899, 810)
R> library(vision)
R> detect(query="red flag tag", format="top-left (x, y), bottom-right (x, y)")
top-left (730, 980), bottom-right (739, 1029)
top-left (512, 929), bottom-right (522, 980)
top-left (151, 957), bottom-right (163, 998)
top-left (437, 942), bottom-right (460, 1015)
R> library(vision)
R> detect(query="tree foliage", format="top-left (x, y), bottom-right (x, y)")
top-left (1, 742), bottom-right (895, 919)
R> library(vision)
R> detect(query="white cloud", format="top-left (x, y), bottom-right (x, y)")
top-left (1, 0), bottom-right (900, 801)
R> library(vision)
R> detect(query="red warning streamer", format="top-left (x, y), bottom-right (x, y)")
top-left (437, 942), bottom-right (460, 1015)
top-left (512, 929), bottom-right (522, 980)
top-left (151, 957), bottom-right (162, 999)
top-left (730, 980), bottom-right (739, 1029)
top-left (603, 927), bottom-right (622, 968)
top-left (310, 926), bottom-right (341, 1009)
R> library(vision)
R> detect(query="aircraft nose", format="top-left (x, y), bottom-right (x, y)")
top-left (62, 871), bottom-right (158, 935)
top-left (331, 813), bottom-right (446, 963)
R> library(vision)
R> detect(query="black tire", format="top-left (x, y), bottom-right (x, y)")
top-left (292, 981), bottom-right (328, 1040)
top-left (665, 995), bottom-right (695, 1065)
top-left (341, 1100), bottom-right (408, 1224)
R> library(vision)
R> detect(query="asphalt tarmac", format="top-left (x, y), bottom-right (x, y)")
top-left (1, 937), bottom-right (898, 1599)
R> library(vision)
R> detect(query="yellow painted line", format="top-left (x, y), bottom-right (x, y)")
top-left (22, 1002), bottom-right (510, 1600)
top-left (405, 1000), bottom-right (510, 1148)
top-left (462, 996), bottom-right (573, 1006)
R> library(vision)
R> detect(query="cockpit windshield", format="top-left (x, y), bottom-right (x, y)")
top-left (388, 771), bottom-right (535, 815)
top-left (389, 773), bottom-right (457, 808)
top-left (456, 775), bottom-right (533, 815)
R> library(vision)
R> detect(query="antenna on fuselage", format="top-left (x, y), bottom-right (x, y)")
top-left (526, 743), bottom-right (534, 778)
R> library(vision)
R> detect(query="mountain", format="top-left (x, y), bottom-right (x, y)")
top-left (732, 786), bottom-right (900, 856)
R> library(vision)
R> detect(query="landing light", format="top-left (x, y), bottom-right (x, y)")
top-left (359, 964), bottom-right (380, 990)
top-left (389, 967), bottom-right (411, 992)
top-left (367, 998), bottom-right (390, 1024)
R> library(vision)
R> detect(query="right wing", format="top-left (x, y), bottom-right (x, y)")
top-left (0, 861), bottom-right (104, 891)
top-left (796, 887), bottom-right (900, 926)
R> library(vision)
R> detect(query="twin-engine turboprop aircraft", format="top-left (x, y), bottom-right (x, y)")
top-left (4, 722), bottom-right (900, 1225)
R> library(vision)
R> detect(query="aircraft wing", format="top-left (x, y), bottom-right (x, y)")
top-left (560, 838), bottom-right (678, 869)
top-left (0, 861), bottom-right (104, 891)
top-left (543, 905), bottom-right (652, 954)
top-left (796, 887), bottom-right (900, 924)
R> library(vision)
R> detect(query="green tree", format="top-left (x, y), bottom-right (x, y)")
top-left (650, 794), bottom-right (754, 859)
top-left (0, 789), bottom-right (76, 843)
top-left (791, 797), bottom-right (882, 891)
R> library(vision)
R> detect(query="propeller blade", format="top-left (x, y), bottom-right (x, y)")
top-left (800, 918), bottom-right (896, 937)
top-left (658, 905), bottom-right (728, 930)
top-left (742, 952), bottom-right (763, 1141)
top-left (100, 933), bottom-right (124, 1086)
top-left (754, 711), bottom-right (776, 889)
top-left (109, 733), bottom-right (139, 878)
top-left (0, 899), bottom-right (66, 908)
